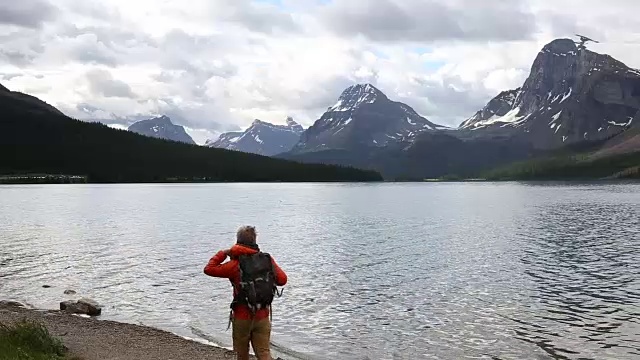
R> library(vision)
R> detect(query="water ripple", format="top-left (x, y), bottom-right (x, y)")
top-left (0, 183), bottom-right (638, 359)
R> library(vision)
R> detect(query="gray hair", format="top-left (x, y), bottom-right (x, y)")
top-left (236, 225), bottom-right (257, 244)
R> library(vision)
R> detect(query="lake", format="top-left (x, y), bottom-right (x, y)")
top-left (0, 183), bottom-right (639, 359)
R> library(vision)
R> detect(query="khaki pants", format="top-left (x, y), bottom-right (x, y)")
top-left (232, 318), bottom-right (272, 360)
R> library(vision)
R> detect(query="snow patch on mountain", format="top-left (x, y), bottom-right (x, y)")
top-left (467, 107), bottom-right (523, 129)
top-left (560, 88), bottom-right (572, 103)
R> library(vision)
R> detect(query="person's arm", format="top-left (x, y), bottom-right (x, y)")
top-left (271, 257), bottom-right (287, 286)
top-left (203, 250), bottom-right (236, 278)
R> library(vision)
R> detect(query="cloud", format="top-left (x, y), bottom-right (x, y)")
top-left (210, 0), bottom-right (301, 34)
top-left (0, 29), bottom-right (46, 67)
top-left (86, 69), bottom-right (136, 98)
top-left (3, 0), bottom-right (640, 144)
top-left (0, 0), bottom-right (58, 28)
top-left (1, 73), bottom-right (23, 81)
top-left (408, 75), bottom-right (502, 125)
top-left (0, 50), bottom-right (35, 67)
top-left (319, 0), bottom-right (537, 43)
top-left (69, 35), bottom-right (119, 67)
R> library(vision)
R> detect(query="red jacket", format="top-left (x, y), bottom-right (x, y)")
top-left (204, 244), bottom-right (287, 320)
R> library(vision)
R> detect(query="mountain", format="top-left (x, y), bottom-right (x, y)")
top-left (460, 38), bottom-right (639, 149)
top-left (291, 84), bottom-right (445, 153)
top-left (0, 83), bottom-right (382, 182)
top-left (128, 116), bottom-right (196, 144)
top-left (281, 83), bottom-right (528, 179)
top-left (207, 117), bottom-right (304, 156)
top-left (283, 39), bottom-right (640, 179)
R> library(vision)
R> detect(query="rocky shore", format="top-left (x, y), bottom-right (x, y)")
top-left (0, 301), bottom-right (252, 360)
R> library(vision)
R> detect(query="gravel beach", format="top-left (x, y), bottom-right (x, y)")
top-left (0, 302), bottom-right (253, 360)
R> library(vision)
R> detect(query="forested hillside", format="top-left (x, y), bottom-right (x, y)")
top-left (483, 151), bottom-right (640, 180)
top-left (0, 85), bottom-right (382, 183)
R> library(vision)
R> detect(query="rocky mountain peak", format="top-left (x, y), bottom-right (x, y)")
top-left (128, 115), bottom-right (195, 144)
top-left (154, 115), bottom-right (172, 124)
top-left (330, 83), bottom-right (387, 112)
top-left (540, 38), bottom-right (579, 56)
top-left (290, 84), bottom-right (442, 153)
top-left (285, 116), bottom-right (304, 131)
top-left (460, 37), bottom-right (640, 149)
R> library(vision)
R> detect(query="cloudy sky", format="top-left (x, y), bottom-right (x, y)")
top-left (2, 0), bottom-right (640, 144)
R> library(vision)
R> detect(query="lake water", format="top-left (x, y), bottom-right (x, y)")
top-left (1, 183), bottom-right (639, 359)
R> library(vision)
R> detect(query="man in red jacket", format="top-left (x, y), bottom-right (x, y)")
top-left (204, 226), bottom-right (287, 360)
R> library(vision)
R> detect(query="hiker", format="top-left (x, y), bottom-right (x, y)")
top-left (204, 225), bottom-right (287, 360)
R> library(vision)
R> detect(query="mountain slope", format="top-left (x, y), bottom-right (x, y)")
top-left (460, 38), bottom-right (639, 149)
top-left (291, 84), bottom-right (444, 153)
top-left (282, 133), bottom-right (533, 180)
top-left (207, 117), bottom-right (304, 156)
top-left (592, 126), bottom-right (640, 159)
top-left (0, 84), bottom-right (382, 182)
top-left (128, 116), bottom-right (195, 144)
top-left (459, 89), bottom-right (521, 129)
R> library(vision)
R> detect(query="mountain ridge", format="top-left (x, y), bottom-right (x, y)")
top-left (207, 117), bottom-right (304, 156)
top-left (283, 38), bottom-right (640, 179)
top-left (128, 115), bottom-right (196, 144)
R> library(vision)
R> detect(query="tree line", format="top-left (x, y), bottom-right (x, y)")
top-left (482, 151), bottom-right (640, 180)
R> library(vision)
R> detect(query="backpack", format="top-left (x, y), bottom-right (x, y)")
top-left (231, 252), bottom-right (277, 314)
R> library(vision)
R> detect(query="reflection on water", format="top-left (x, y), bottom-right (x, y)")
top-left (0, 183), bottom-right (639, 360)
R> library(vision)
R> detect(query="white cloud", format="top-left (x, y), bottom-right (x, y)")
top-left (2, 0), bottom-right (640, 144)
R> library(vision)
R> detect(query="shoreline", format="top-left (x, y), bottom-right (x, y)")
top-left (0, 302), bottom-right (255, 360)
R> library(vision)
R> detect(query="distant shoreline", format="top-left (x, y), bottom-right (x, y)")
top-left (2, 174), bottom-right (638, 184)
top-left (0, 173), bottom-right (383, 184)
top-left (0, 302), bottom-right (251, 360)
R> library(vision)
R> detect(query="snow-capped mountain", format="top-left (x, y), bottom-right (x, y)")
top-left (207, 117), bottom-right (304, 156)
top-left (205, 132), bottom-right (243, 148)
top-left (291, 84), bottom-right (445, 153)
top-left (460, 38), bottom-right (639, 149)
top-left (127, 116), bottom-right (196, 144)
top-left (459, 89), bottom-right (521, 129)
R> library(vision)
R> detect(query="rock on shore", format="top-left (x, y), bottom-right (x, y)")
top-left (60, 298), bottom-right (102, 316)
